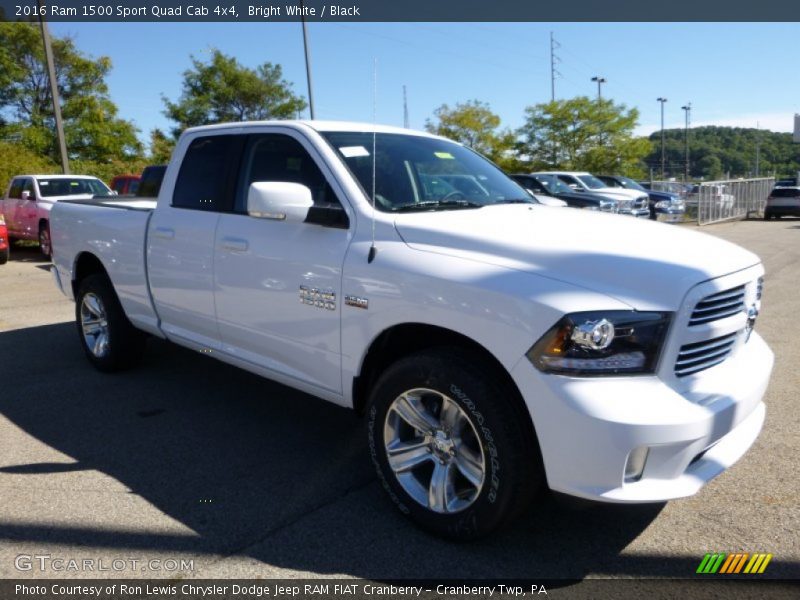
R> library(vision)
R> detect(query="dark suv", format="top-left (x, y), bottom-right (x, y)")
top-left (510, 174), bottom-right (617, 212)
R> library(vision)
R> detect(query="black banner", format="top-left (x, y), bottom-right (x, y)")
top-left (1, 0), bottom-right (800, 22)
top-left (1, 579), bottom-right (798, 600)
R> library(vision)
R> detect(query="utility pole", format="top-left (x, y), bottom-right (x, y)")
top-left (403, 85), bottom-right (409, 129)
top-left (657, 97), bottom-right (668, 180)
top-left (681, 103), bottom-right (691, 181)
top-left (755, 121), bottom-right (760, 177)
top-left (591, 76), bottom-right (606, 101)
top-left (37, 0), bottom-right (69, 174)
top-left (549, 32), bottom-right (560, 102)
top-left (300, 0), bottom-right (315, 119)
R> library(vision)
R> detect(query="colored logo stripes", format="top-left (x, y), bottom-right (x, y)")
top-left (696, 552), bottom-right (773, 574)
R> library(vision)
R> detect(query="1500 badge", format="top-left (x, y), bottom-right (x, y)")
top-left (299, 286), bottom-right (336, 310)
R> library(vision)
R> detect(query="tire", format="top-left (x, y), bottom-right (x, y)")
top-left (75, 273), bottom-right (146, 372)
top-left (763, 212), bottom-right (771, 221)
top-left (39, 221), bottom-right (51, 258)
top-left (0, 246), bottom-right (8, 265)
top-left (367, 348), bottom-right (543, 540)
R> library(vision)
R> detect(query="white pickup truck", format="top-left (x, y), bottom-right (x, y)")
top-left (50, 121), bottom-right (774, 540)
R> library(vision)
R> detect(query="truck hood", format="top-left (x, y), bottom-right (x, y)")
top-left (393, 204), bottom-right (760, 310)
top-left (648, 190), bottom-right (681, 203)
top-left (589, 187), bottom-right (648, 202)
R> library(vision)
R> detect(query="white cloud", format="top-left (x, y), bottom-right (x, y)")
top-left (635, 112), bottom-right (796, 137)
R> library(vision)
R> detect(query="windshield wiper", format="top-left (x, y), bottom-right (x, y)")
top-left (391, 199), bottom-right (483, 212)
top-left (491, 198), bottom-right (533, 205)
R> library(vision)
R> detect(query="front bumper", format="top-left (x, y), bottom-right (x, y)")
top-left (510, 331), bottom-right (773, 503)
top-left (619, 207), bottom-right (651, 218)
top-left (656, 209), bottom-right (685, 223)
top-left (765, 205), bottom-right (800, 217)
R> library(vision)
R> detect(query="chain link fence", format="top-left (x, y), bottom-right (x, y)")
top-left (650, 178), bottom-right (774, 225)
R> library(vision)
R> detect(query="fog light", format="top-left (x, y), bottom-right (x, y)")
top-left (624, 446), bottom-right (649, 483)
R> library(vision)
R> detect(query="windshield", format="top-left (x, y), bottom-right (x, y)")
top-left (616, 176), bottom-right (646, 191)
top-left (321, 132), bottom-right (531, 211)
top-left (533, 174), bottom-right (574, 195)
top-left (577, 175), bottom-right (608, 190)
top-left (37, 178), bottom-right (110, 197)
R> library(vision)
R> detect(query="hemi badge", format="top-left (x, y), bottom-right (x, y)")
top-left (345, 295), bottom-right (369, 309)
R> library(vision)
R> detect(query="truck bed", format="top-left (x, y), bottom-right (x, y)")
top-left (51, 197), bottom-right (161, 336)
top-left (61, 197), bottom-right (157, 211)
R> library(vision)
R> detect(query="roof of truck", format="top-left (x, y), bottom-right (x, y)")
top-left (182, 120), bottom-right (444, 139)
top-left (18, 174), bottom-right (101, 179)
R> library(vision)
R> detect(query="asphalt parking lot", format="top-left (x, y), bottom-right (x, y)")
top-left (0, 220), bottom-right (798, 585)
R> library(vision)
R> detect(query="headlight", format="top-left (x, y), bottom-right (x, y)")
top-left (599, 200), bottom-right (617, 212)
top-left (527, 311), bottom-right (672, 376)
top-left (655, 200), bottom-right (670, 209)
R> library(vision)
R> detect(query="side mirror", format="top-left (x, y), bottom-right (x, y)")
top-left (247, 182), bottom-right (313, 222)
top-left (21, 190), bottom-right (32, 201)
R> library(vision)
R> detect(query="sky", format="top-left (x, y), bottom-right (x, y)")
top-left (48, 21), bottom-right (800, 145)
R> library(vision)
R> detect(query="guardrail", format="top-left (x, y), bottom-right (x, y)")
top-left (690, 178), bottom-right (774, 225)
top-left (649, 178), bottom-right (774, 225)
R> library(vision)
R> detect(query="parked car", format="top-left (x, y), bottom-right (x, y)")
top-left (0, 214), bottom-right (9, 264)
top-left (764, 186), bottom-right (800, 219)
top-left (50, 121), bottom-right (772, 540)
top-left (110, 174), bottom-right (140, 195)
top-left (137, 165), bottom-right (167, 198)
top-left (510, 173), bottom-right (617, 212)
top-left (597, 175), bottom-right (685, 222)
top-left (687, 184), bottom-right (735, 208)
top-left (1, 175), bottom-right (114, 257)
top-left (537, 171), bottom-right (650, 218)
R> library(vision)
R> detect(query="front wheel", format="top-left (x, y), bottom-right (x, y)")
top-left (75, 274), bottom-right (146, 372)
top-left (367, 349), bottom-right (543, 540)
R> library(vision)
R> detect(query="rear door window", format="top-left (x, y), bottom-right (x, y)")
top-left (173, 136), bottom-right (241, 211)
top-left (8, 178), bottom-right (23, 199)
top-left (771, 188), bottom-right (800, 198)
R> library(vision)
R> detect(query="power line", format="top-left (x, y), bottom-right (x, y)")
top-left (550, 32), bottom-right (561, 102)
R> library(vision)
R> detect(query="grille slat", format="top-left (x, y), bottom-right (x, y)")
top-left (689, 285), bottom-right (745, 326)
top-left (675, 332), bottom-right (738, 377)
top-left (692, 299), bottom-right (746, 314)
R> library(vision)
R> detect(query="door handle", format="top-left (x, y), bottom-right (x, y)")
top-left (152, 227), bottom-right (175, 240)
top-left (221, 237), bottom-right (249, 252)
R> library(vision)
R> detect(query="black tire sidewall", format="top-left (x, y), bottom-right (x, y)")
top-left (75, 274), bottom-right (143, 372)
top-left (0, 247), bottom-right (8, 264)
top-left (39, 222), bottom-right (51, 258)
top-left (367, 351), bottom-right (535, 540)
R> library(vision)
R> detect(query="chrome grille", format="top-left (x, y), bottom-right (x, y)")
top-left (674, 332), bottom-right (737, 377)
top-left (689, 285), bottom-right (745, 326)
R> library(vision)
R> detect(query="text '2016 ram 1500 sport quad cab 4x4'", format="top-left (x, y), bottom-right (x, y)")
top-left (50, 121), bottom-right (774, 540)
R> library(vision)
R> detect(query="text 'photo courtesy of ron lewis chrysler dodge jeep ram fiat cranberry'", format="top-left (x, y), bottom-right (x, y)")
top-left (48, 121), bottom-right (773, 540)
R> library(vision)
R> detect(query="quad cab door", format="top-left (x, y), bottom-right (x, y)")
top-left (147, 133), bottom-right (243, 350)
top-left (213, 130), bottom-right (353, 395)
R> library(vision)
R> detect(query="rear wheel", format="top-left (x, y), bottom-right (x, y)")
top-left (367, 349), bottom-right (543, 540)
top-left (75, 274), bottom-right (146, 372)
top-left (0, 246), bottom-right (8, 265)
top-left (39, 221), bottom-right (51, 258)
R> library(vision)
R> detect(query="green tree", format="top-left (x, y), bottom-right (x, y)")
top-left (0, 141), bottom-right (56, 194)
top-left (163, 49), bottom-right (307, 138)
top-left (425, 100), bottom-right (520, 170)
top-left (518, 96), bottom-right (651, 176)
top-left (645, 126), bottom-right (800, 179)
top-left (149, 128), bottom-right (175, 164)
top-left (0, 22), bottom-right (142, 163)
